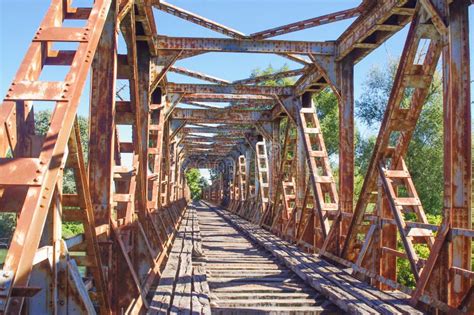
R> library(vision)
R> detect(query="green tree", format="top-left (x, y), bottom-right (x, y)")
top-left (356, 59), bottom-right (444, 287)
top-left (34, 110), bottom-right (89, 194)
top-left (313, 88), bottom-right (340, 157)
top-left (185, 168), bottom-right (206, 200)
top-left (34, 110), bottom-right (89, 237)
top-left (251, 64), bottom-right (295, 86)
top-left (356, 60), bottom-right (443, 216)
top-left (0, 213), bottom-right (16, 244)
top-left (199, 177), bottom-right (209, 189)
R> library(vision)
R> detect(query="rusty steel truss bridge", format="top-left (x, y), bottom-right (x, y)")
top-left (0, 0), bottom-right (473, 314)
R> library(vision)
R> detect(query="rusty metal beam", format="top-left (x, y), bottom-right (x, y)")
top-left (154, 36), bottom-right (336, 55)
top-left (169, 66), bottom-right (231, 85)
top-left (233, 68), bottom-right (306, 85)
top-left (337, 0), bottom-right (413, 62)
top-left (250, 7), bottom-right (361, 39)
top-left (181, 126), bottom-right (254, 135)
top-left (172, 108), bottom-right (272, 124)
top-left (153, 0), bottom-right (247, 39)
top-left (182, 93), bottom-right (274, 103)
top-left (166, 83), bottom-right (293, 96)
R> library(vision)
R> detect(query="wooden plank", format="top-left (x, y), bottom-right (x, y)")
top-left (148, 211), bottom-right (188, 314)
top-left (209, 204), bottom-right (422, 315)
top-left (195, 201), bottom-right (340, 313)
top-left (170, 225), bottom-right (193, 313)
top-left (191, 264), bottom-right (211, 315)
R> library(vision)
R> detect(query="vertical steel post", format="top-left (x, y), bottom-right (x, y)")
top-left (442, 0), bottom-right (471, 306)
top-left (89, 0), bottom-right (117, 228)
top-left (296, 95), bottom-right (308, 209)
top-left (337, 56), bottom-right (354, 248)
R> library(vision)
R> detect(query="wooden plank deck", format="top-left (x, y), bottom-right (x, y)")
top-left (148, 207), bottom-right (211, 315)
top-left (203, 202), bottom-right (423, 315)
top-left (195, 202), bottom-right (340, 314)
top-left (148, 201), bottom-right (424, 314)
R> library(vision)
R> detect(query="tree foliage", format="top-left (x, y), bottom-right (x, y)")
top-left (34, 110), bottom-right (89, 194)
top-left (185, 168), bottom-right (209, 200)
top-left (356, 60), bottom-right (443, 216)
top-left (356, 59), bottom-right (444, 287)
top-left (313, 88), bottom-right (340, 157)
top-left (34, 110), bottom-right (88, 237)
top-left (251, 64), bottom-right (295, 86)
top-left (0, 214), bottom-right (16, 245)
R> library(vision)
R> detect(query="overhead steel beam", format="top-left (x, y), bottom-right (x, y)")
top-left (227, 103), bottom-right (273, 111)
top-left (169, 66), bottom-right (231, 85)
top-left (153, 0), bottom-right (247, 39)
top-left (336, 0), bottom-right (413, 62)
top-left (233, 68), bottom-right (306, 85)
top-left (172, 108), bottom-right (272, 123)
top-left (181, 127), bottom-right (255, 135)
top-left (166, 83), bottom-right (293, 96)
top-left (154, 36), bottom-right (336, 55)
top-left (184, 138), bottom-right (243, 143)
top-left (182, 93), bottom-right (274, 103)
top-left (250, 7), bottom-right (361, 39)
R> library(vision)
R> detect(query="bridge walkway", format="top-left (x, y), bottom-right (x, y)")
top-left (148, 202), bottom-right (422, 315)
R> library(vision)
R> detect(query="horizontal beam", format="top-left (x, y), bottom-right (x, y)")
top-left (227, 103), bottom-right (273, 111)
top-left (181, 127), bottom-right (254, 135)
top-left (167, 83), bottom-right (293, 96)
top-left (182, 93), bottom-right (274, 103)
top-left (233, 68), bottom-right (306, 85)
top-left (172, 108), bottom-right (272, 123)
top-left (168, 66), bottom-right (231, 85)
top-left (182, 135), bottom-right (243, 141)
top-left (184, 143), bottom-right (237, 149)
top-left (250, 7), bottom-right (361, 39)
top-left (182, 139), bottom-right (243, 146)
top-left (183, 147), bottom-right (235, 154)
top-left (180, 101), bottom-right (272, 111)
top-left (154, 36), bottom-right (336, 55)
top-left (185, 154), bottom-right (230, 161)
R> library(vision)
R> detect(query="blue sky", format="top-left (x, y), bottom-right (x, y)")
top-left (1, 1), bottom-right (473, 180)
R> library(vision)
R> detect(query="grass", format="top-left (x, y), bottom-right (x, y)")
top-left (0, 248), bottom-right (7, 267)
